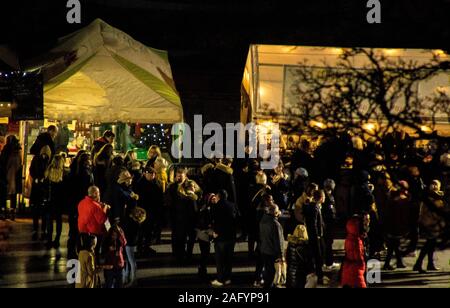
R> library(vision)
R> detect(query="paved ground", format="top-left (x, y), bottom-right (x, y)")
top-left (0, 218), bottom-right (449, 288)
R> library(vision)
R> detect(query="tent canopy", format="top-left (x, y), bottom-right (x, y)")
top-left (26, 19), bottom-right (183, 124)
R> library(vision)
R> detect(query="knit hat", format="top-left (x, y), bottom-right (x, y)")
top-left (117, 170), bottom-right (133, 184)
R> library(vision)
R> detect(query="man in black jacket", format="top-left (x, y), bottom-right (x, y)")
top-left (29, 125), bottom-right (58, 158)
top-left (211, 190), bottom-right (238, 287)
top-left (259, 204), bottom-right (285, 289)
top-left (135, 167), bottom-right (164, 255)
top-left (304, 189), bottom-right (326, 284)
top-left (211, 158), bottom-right (237, 204)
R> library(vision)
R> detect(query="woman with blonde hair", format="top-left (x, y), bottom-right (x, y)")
top-left (147, 145), bottom-right (162, 167)
top-left (44, 154), bottom-right (67, 249)
top-left (154, 156), bottom-right (169, 193)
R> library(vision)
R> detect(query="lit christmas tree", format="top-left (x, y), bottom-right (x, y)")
top-left (133, 123), bottom-right (171, 151)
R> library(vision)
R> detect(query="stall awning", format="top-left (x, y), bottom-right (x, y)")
top-left (26, 19), bottom-right (183, 124)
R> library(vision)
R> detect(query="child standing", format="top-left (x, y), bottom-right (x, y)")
top-left (102, 224), bottom-right (127, 288)
top-left (76, 234), bottom-right (111, 288)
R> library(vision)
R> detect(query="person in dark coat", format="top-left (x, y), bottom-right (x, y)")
top-left (0, 135), bottom-right (23, 221)
top-left (103, 156), bottom-right (127, 205)
top-left (253, 194), bottom-right (275, 287)
top-left (43, 154), bottom-right (67, 249)
top-left (304, 189), bottom-right (326, 284)
top-left (91, 130), bottom-right (115, 160)
top-left (414, 180), bottom-right (447, 273)
top-left (135, 166), bottom-right (164, 254)
top-left (29, 145), bottom-right (52, 241)
top-left (351, 170), bottom-right (375, 215)
top-left (404, 165), bottom-right (426, 255)
top-left (110, 170), bottom-right (138, 224)
top-left (29, 125), bottom-right (58, 159)
top-left (122, 205), bottom-right (146, 288)
top-left (67, 152), bottom-right (94, 259)
top-left (341, 216), bottom-right (366, 288)
top-left (93, 143), bottom-right (114, 200)
top-left (210, 190), bottom-right (238, 287)
top-left (196, 193), bottom-right (215, 279)
top-left (322, 179), bottom-right (337, 269)
top-left (335, 155), bottom-right (354, 220)
top-left (248, 171), bottom-right (271, 257)
top-left (259, 204), bottom-right (285, 289)
top-left (166, 167), bottom-right (202, 263)
top-left (210, 158), bottom-right (237, 204)
top-left (383, 181), bottom-right (410, 270)
top-left (270, 161), bottom-right (290, 211)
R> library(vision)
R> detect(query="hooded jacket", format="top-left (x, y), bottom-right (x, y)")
top-left (341, 217), bottom-right (366, 288)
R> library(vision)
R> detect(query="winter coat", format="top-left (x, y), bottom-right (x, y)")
top-left (271, 174), bottom-right (290, 210)
top-left (286, 242), bottom-right (314, 288)
top-left (383, 190), bottom-right (410, 237)
top-left (30, 132), bottom-right (55, 158)
top-left (135, 177), bottom-right (164, 215)
top-left (103, 165), bottom-right (127, 205)
top-left (294, 193), bottom-right (312, 224)
top-left (166, 180), bottom-right (201, 231)
top-left (259, 213), bottom-right (285, 258)
top-left (341, 217), bottom-right (366, 288)
top-left (78, 196), bottom-right (108, 236)
top-left (91, 137), bottom-right (108, 159)
top-left (211, 199), bottom-right (238, 242)
top-left (419, 190), bottom-right (447, 239)
top-left (303, 201), bottom-right (324, 241)
top-left (68, 166), bottom-right (94, 216)
top-left (351, 174), bottom-right (375, 214)
top-left (0, 147), bottom-right (22, 195)
top-left (102, 227), bottom-right (127, 270)
top-left (210, 163), bottom-right (237, 204)
top-left (322, 191), bottom-right (336, 225)
top-left (110, 183), bottom-right (137, 223)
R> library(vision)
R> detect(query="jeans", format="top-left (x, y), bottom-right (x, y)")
top-left (104, 268), bottom-right (124, 288)
top-left (214, 240), bottom-right (235, 283)
top-left (262, 254), bottom-right (277, 289)
top-left (124, 246), bottom-right (137, 286)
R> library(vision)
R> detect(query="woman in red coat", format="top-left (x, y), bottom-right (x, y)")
top-left (341, 216), bottom-right (366, 288)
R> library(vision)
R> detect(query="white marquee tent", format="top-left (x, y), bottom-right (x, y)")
top-left (26, 18), bottom-right (183, 124)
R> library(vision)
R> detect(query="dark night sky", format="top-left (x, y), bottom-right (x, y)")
top-left (1, 0), bottom-right (449, 124)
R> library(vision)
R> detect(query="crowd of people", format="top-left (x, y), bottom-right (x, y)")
top-left (1, 126), bottom-right (450, 288)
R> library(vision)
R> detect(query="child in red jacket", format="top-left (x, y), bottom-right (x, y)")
top-left (102, 224), bottom-right (127, 288)
top-left (341, 216), bottom-right (367, 288)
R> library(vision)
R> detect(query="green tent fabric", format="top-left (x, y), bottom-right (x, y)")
top-left (26, 19), bottom-right (183, 124)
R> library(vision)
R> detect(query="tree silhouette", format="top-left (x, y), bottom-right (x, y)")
top-left (283, 48), bottom-right (450, 141)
